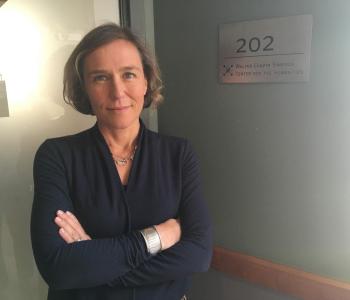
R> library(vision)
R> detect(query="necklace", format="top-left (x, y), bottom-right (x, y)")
top-left (112, 145), bottom-right (137, 167)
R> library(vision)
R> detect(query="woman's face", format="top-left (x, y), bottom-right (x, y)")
top-left (83, 39), bottom-right (147, 130)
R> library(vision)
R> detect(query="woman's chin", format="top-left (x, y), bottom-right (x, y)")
top-left (98, 117), bottom-right (140, 131)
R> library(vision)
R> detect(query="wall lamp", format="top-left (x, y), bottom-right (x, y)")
top-left (0, 74), bottom-right (9, 117)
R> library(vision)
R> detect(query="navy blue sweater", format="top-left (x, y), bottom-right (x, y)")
top-left (31, 122), bottom-right (212, 300)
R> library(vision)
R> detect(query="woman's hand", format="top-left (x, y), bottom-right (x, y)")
top-left (54, 210), bottom-right (91, 243)
top-left (154, 218), bottom-right (181, 250)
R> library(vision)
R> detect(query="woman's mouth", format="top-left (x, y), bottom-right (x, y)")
top-left (107, 105), bottom-right (131, 111)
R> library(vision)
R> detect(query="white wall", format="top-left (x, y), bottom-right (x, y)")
top-left (0, 1), bottom-right (119, 299)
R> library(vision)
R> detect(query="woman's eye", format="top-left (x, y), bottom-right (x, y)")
top-left (93, 75), bottom-right (108, 82)
top-left (123, 72), bottom-right (136, 79)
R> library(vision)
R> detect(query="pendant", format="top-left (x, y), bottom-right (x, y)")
top-left (116, 158), bottom-right (128, 166)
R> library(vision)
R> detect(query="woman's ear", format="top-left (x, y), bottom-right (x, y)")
top-left (144, 79), bottom-right (148, 96)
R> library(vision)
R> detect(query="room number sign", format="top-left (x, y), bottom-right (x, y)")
top-left (219, 15), bottom-right (313, 83)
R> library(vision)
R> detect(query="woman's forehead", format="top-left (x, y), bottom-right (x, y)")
top-left (83, 39), bottom-right (143, 71)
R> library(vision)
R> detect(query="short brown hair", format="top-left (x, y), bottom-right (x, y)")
top-left (63, 23), bottom-right (163, 115)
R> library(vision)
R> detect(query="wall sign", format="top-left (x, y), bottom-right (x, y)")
top-left (219, 15), bottom-right (313, 83)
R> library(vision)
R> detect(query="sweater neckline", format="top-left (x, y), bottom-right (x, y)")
top-left (90, 119), bottom-right (146, 191)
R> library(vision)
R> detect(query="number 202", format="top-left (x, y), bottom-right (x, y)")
top-left (236, 36), bottom-right (274, 53)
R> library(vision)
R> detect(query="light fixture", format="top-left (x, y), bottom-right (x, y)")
top-left (0, 74), bottom-right (9, 117)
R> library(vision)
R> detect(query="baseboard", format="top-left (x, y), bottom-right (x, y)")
top-left (211, 246), bottom-right (350, 300)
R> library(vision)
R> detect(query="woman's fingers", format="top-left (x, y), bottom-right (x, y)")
top-left (57, 210), bottom-right (86, 238)
top-left (55, 210), bottom-right (91, 243)
top-left (55, 215), bottom-right (81, 242)
top-left (62, 211), bottom-right (84, 231)
top-left (58, 228), bottom-right (75, 244)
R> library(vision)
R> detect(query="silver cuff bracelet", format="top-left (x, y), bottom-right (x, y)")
top-left (140, 226), bottom-right (162, 255)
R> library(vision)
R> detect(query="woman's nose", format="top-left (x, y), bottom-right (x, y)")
top-left (110, 76), bottom-right (125, 99)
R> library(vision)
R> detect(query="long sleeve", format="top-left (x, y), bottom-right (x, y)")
top-left (30, 140), bottom-right (150, 290)
top-left (112, 141), bottom-right (213, 287)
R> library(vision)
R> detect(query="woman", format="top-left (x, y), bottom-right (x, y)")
top-left (31, 23), bottom-right (212, 300)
